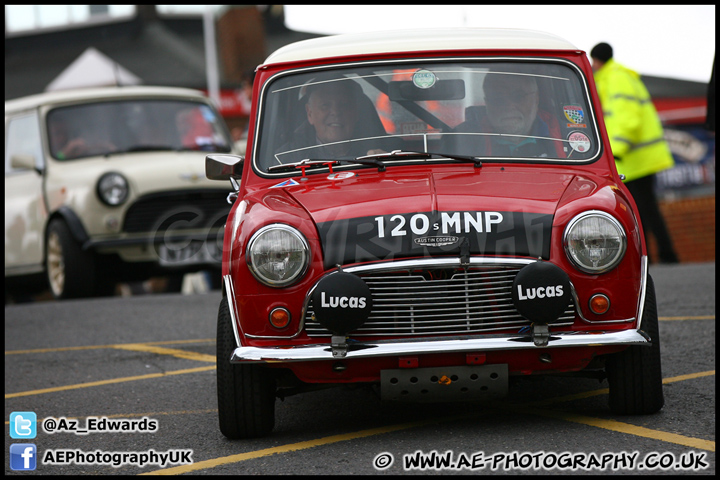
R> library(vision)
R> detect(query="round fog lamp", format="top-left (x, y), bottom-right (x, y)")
top-left (269, 308), bottom-right (291, 329)
top-left (589, 294), bottom-right (610, 315)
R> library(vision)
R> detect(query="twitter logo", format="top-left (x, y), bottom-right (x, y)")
top-left (10, 412), bottom-right (37, 439)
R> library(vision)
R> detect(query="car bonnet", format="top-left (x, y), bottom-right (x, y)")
top-left (275, 167), bottom-right (577, 269)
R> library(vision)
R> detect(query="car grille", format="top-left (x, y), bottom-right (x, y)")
top-left (123, 190), bottom-right (231, 233)
top-left (304, 265), bottom-right (575, 337)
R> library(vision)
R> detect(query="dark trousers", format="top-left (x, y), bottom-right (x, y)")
top-left (625, 175), bottom-right (679, 263)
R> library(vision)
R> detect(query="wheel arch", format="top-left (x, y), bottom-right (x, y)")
top-left (48, 206), bottom-right (90, 245)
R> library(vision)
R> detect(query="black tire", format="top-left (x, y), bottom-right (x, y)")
top-left (216, 297), bottom-right (276, 439)
top-left (606, 274), bottom-right (664, 414)
top-left (45, 219), bottom-right (97, 300)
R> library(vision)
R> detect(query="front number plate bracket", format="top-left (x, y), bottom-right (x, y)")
top-left (380, 364), bottom-right (508, 402)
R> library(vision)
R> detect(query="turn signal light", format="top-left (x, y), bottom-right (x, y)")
top-left (589, 294), bottom-right (610, 315)
top-left (269, 308), bottom-right (291, 329)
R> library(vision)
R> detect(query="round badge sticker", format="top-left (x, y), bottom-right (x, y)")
top-left (328, 172), bottom-right (355, 181)
top-left (568, 132), bottom-right (591, 152)
top-left (412, 69), bottom-right (436, 89)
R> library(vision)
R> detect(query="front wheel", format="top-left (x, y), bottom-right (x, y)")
top-left (216, 297), bottom-right (276, 439)
top-left (46, 219), bottom-right (96, 300)
top-left (606, 274), bottom-right (664, 414)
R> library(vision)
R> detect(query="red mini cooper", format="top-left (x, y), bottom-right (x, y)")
top-left (206, 28), bottom-right (663, 439)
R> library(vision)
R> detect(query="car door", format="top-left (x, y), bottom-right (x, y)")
top-left (4, 110), bottom-right (48, 276)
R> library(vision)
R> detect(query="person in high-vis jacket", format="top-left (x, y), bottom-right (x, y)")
top-left (591, 42), bottom-right (679, 263)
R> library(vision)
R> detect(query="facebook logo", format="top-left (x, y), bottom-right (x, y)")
top-left (10, 444), bottom-right (37, 471)
top-left (10, 411), bottom-right (37, 439)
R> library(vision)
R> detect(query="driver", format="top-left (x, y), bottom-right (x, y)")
top-left (450, 73), bottom-right (562, 158)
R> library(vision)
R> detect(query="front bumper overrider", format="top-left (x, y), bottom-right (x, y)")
top-left (230, 328), bottom-right (650, 363)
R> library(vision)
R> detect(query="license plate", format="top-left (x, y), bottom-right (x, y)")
top-left (157, 240), bottom-right (222, 267)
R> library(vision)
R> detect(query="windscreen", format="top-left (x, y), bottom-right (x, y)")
top-left (47, 99), bottom-right (232, 161)
top-left (255, 59), bottom-right (600, 174)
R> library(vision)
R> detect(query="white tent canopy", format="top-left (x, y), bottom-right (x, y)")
top-left (45, 47), bottom-right (142, 92)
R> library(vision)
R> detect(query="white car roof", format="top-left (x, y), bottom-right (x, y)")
top-left (5, 85), bottom-right (209, 115)
top-left (264, 27), bottom-right (580, 66)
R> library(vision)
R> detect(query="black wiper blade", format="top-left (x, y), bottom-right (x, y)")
top-left (355, 150), bottom-right (482, 168)
top-left (104, 145), bottom-right (172, 157)
top-left (267, 159), bottom-right (338, 173)
top-left (181, 144), bottom-right (230, 153)
top-left (427, 151), bottom-right (483, 167)
top-left (268, 157), bottom-right (387, 173)
top-left (331, 157), bottom-right (387, 172)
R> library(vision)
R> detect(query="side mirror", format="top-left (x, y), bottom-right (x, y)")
top-left (206, 154), bottom-right (244, 181)
top-left (10, 153), bottom-right (38, 171)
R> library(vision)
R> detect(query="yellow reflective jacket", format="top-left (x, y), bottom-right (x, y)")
top-left (594, 59), bottom-right (674, 182)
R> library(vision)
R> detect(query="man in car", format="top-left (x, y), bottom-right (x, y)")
top-left (278, 80), bottom-right (390, 162)
top-left (49, 114), bottom-right (116, 160)
top-left (449, 73), bottom-right (563, 158)
top-left (48, 118), bottom-right (90, 160)
top-left (304, 81), bottom-right (361, 157)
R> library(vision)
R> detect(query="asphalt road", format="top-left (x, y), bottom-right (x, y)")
top-left (5, 262), bottom-right (715, 475)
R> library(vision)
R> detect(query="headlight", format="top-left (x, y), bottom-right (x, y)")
top-left (96, 172), bottom-right (129, 206)
top-left (246, 224), bottom-right (310, 287)
top-left (563, 210), bottom-right (626, 274)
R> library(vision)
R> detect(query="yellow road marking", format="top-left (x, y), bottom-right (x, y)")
top-left (4, 366), bottom-right (215, 399)
top-left (663, 370), bottom-right (715, 383)
top-left (112, 344), bottom-right (215, 363)
top-left (508, 407), bottom-right (715, 452)
top-left (525, 370), bottom-right (715, 407)
top-left (5, 339), bottom-right (214, 355)
top-left (660, 315), bottom-right (715, 321)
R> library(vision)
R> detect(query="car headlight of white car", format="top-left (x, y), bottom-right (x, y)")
top-left (96, 172), bottom-right (129, 206)
top-left (247, 224), bottom-right (310, 287)
top-left (563, 210), bottom-right (627, 274)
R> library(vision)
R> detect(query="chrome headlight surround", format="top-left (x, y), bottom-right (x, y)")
top-left (96, 172), bottom-right (129, 207)
top-left (563, 210), bottom-right (627, 274)
top-left (246, 224), bottom-right (310, 288)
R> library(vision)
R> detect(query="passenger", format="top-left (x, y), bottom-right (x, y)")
top-left (279, 81), bottom-right (389, 162)
top-left (305, 81), bottom-right (361, 157)
top-left (176, 108), bottom-right (216, 149)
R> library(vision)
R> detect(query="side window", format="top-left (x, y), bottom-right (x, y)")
top-left (5, 113), bottom-right (43, 173)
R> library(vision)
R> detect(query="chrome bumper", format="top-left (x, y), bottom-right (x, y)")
top-left (231, 329), bottom-right (650, 363)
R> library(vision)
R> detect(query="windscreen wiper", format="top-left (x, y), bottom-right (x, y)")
top-left (355, 150), bottom-right (483, 168)
top-left (266, 150), bottom-right (481, 176)
top-left (104, 145), bottom-right (173, 157)
top-left (268, 157), bottom-right (387, 174)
